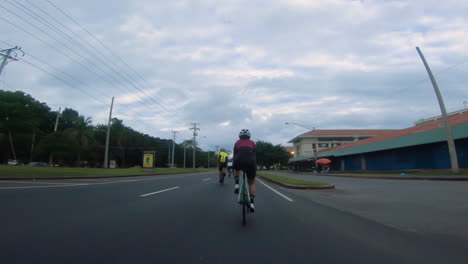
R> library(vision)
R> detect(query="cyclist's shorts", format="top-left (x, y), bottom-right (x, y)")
top-left (233, 158), bottom-right (256, 179)
top-left (218, 162), bottom-right (227, 170)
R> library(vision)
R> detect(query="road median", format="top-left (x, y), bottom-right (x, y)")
top-left (258, 172), bottom-right (335, 190)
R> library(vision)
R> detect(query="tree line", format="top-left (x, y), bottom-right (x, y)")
top-left (0, 90), bottom-right (290, 168)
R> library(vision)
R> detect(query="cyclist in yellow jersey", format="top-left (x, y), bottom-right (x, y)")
top-left (217, 148), bottom-right (229, 184)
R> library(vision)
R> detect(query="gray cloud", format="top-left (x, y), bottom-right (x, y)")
top-left (1, 0), bottom-right (467, 150)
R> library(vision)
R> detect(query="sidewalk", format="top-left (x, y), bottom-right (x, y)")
top-left (264, 170), bottom-right (468, 241)
top-left (288, 171), bottom-right (468, 181)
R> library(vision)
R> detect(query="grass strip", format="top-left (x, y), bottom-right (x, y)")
top-left (258, 172), bottom-right (329, 186)
top-left (0, 165), bottom-right (210, 178)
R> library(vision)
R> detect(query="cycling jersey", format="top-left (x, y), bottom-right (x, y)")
top-left (219, 151), bottom-right (229, 163)
top-left (233, 139), bottom-right (256, 179)
top-left (233, 139), bottom-right (255, 158)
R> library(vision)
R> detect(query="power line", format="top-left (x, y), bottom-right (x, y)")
top-left (0, 4), bottom-right (172, 119)
top-left (40, 0), bottom-right (174, 113)
top-left (23, 0), bottom-right (174, 114)
top-left (14, 53), bottom-right (170, 135)
top-left (40, 0), bottom-right (175, 113)
top-left (1, 2), bottom-right (194, 132)
top-left (1, 5), bottom-right (195, 139)
top-left (0, 39), bottom-right (113, 103)
top-left (18, 56), bottom-right (107, 105)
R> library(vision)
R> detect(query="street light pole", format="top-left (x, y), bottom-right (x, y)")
top-left (104, 97), bottom-right (114, 168)
top-left (171, 131), bottom-right (177, 168)
top-left (183, 145), bottom-right (187, 168)
top-left (416, 47), bottom-right (459, 173)
top-left (48, 107), bottom-right (61, 166)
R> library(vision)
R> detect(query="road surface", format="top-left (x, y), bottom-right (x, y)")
top-left (1, 172), bottom-right (467, 263)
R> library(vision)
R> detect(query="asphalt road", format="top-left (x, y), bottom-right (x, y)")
top-left (1, 172), bottom-right (467, 264)
top-left (266, 171), bottom-right (468, 240)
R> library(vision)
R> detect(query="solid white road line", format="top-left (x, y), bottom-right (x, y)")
top-left (0, 183), bottom-right (90, 190)
top-left (0, 180), bottom-right (77, 185)
top-left (89, 179), bottom-right (139, 185)
top-left (202, 178), bottom-right (211, 181)
top-left (257, 179), bottom-right (294, 202)
top-left (139, 186), bottom-right (180, 197)
top-left (0, 177), bottom-right (175, 190)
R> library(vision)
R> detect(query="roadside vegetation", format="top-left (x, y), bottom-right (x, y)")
top-left (0, 165), bottom-right (208, 178)
top-left (1, 90), bottom-right (291, 169)
top-left (258, 172), bottom-right (330, 186)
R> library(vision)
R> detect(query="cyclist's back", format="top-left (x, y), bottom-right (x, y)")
top-left (233, 129), bottom-right (257, 212)
top-left (234, 138), bottom-right (255, 162)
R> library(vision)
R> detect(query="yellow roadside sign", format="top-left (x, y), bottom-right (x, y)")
top-left (143, 152), bottom-right (155, 168)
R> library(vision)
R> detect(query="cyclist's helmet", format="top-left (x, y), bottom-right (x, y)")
top-left (239, 129), bottom-right (251, 139)
top-left (220, 148), bottom-right (226, 152)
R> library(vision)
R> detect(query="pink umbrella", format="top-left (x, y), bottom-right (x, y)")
top-left (316, 158), bottom-right (331, 165)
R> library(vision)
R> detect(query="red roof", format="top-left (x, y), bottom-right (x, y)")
top-left (317, 111), bottom-right (468, 154)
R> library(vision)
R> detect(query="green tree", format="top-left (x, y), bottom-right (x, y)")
top-left (255, 140), bottom-right (290, 169)
top-left (36, 131), bottom-right (78, 166)
top-left (66, 115), bottom-right (93, 165)
top-left (60, 108), bottom-right (80, 130)
top-left (0, 91), bottom-right (52, 163)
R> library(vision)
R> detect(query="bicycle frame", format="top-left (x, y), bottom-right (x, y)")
top-left (238, 171), bottom-right (250, 226)
top-left (238, 171), bottom-right (250, 204)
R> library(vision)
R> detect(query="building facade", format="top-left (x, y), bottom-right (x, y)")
top-left (287, 129), bottom-right (397, 158)
top-left (288, 111), bottom-right (468, 171)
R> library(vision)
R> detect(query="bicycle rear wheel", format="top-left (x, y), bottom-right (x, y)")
top-left (241, 171), bottom-right (248, 226)
top-left (242, 201), bottom-right (246, 226)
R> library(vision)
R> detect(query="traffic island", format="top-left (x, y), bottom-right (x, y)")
top-left (258, 172), bottom-right (335, 190)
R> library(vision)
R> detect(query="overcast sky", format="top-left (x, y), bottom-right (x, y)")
top-left (1, 0), bottom-right (467, 151)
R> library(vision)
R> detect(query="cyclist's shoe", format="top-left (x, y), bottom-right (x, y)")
top-left (234, 184), bottom-right (239, 194)
top-left (249, 203), bottom-right (255, 213)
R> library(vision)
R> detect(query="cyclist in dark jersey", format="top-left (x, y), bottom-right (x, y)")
top-left (233, 129), bottom-right (256, 212)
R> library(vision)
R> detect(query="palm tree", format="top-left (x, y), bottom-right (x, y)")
top-left (67, 116), bottom-right (93, 166)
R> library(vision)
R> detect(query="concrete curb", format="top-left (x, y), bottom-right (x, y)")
top-left (292, 172), bottom-right (468, 181)
top-left (0, 171), bottom-right (206, 181)
top-left (258, 175), bottom-right (335, 190)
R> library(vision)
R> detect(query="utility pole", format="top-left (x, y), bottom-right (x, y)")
top-left (171, 131), bottom-right (177, 168)
top-left (0, 46), bottom-right (24, 76)
top-left (190, 123), bottom-right (200, 168)
top-left (207, 151), bottom-right (210, 168)
top-left (48, 107), bottom-right (61, 166)
top-left (183, 144), bottom-right (187, 168)
top-left (104, 97), bottom-right (114, 168)
top-left (168, 141), bottom-right (171, 167)
top-left (29, 131), bottom-right (36, 163)
top-left (416, 47), bottom-right (459, 173)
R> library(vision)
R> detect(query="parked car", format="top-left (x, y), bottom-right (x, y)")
top-left (8, 159), bottom-right (19, 165)
top-left (27, 162), bottom-right (49, 167)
